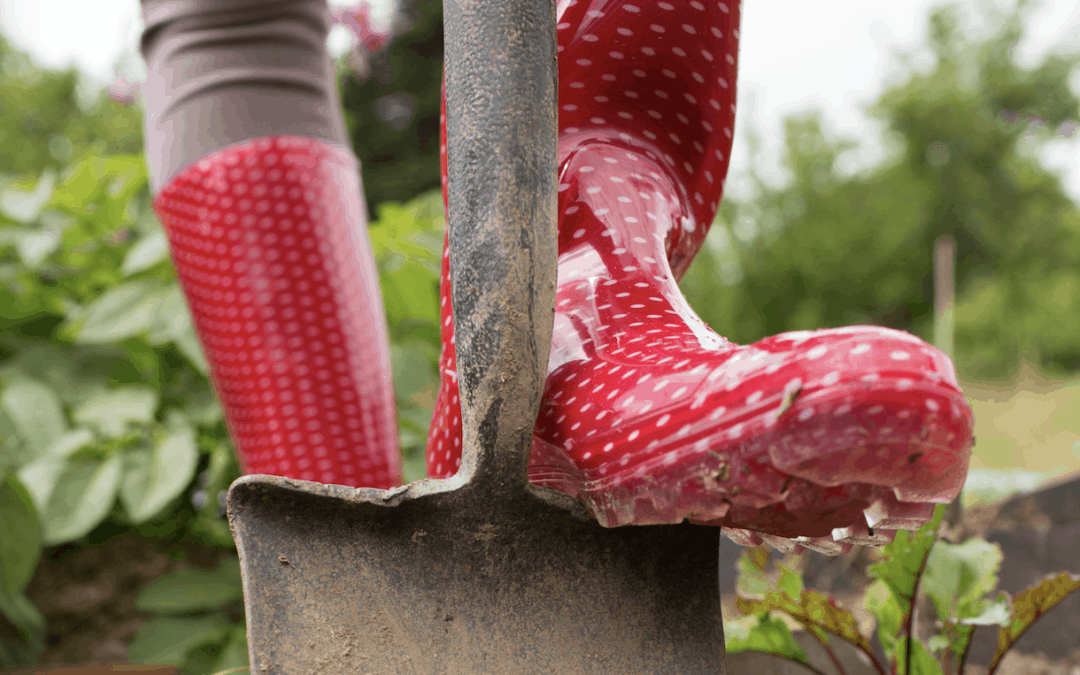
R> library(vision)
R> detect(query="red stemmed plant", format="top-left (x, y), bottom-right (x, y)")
top-left (728, 503), bottom-right (1080, 675)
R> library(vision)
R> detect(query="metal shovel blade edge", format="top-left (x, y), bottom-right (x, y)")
top-left (228, 474), bottom-right (726, 675)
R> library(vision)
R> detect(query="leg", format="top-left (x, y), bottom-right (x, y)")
top-left (428, 0), bottom-right (974, 551)
top-left (141, 0), bottom-right (401, 488)
top-left (141, 0), bottom-right (348, 192)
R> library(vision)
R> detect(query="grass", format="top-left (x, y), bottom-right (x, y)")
top-left (960, 362), bottom-right (1080, 506)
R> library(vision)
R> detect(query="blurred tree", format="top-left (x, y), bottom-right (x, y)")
top-left (682, 1), bottom-right (1080, 380)
top-left (340, 0), bottom-right (443, 214)
top-left (0, 35), bottom-right (143, 177)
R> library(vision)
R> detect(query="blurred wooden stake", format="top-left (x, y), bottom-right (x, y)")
top-left (935, 235), bottom-right (964, 539)
top-left (934, 235), bottom-right (955, 361)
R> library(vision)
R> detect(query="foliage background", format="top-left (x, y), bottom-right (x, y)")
top-left (0, 0), bottom-right (1078, 671)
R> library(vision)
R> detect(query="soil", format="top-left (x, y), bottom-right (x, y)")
top-left (10, 530), bottom-right (230, 671)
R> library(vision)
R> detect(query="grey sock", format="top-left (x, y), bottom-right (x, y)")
top-left (140, 0), bottom-right (350, 193)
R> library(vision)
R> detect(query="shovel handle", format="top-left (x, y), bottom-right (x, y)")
top-left (443, 0), bottom-right (559, 490)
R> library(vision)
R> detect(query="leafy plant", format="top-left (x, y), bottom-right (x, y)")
top-left (128, 558), bottom-right (248, 675)
top-left (367, 191), bottom-right (444, 481)
top-left (726, 504), bottom-right (1080, 675)
top-left (0, 471), bottom-right (46, 665)
top-left (0, 153), bottom-right (223, 666)
top-left (0, 138), bottom-right (444, 667)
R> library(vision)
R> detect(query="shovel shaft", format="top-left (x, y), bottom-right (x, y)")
top-left (443, 0), bottom-right (560, 491)
top-left (228, 3), bottom-right (731, 674)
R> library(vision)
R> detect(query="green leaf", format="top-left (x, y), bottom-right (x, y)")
top-left (146, 285), bottom-right (191, 345)
top-left (960, 591), bottom-right (1012, 626)
top-left (0, 171), bottom-right (55, 223)
top-left (0, 473), bottom-right (40, 597)
top-left (919, 536), bottom-right (1012, 666)
top-left (390, 339), bottom-right (438, 401)
top-left (399, 403), bottom-right (433, 433)
top-left (868, 504), bottom-right (947, 614)
top-left (725, 612), bottom-right (810, 665)
top-left (10, 229), bottom-right (62, 268)
top-left (183, 388), bottom-right (222, 428)
top-left (989, 571), bottom-right (1080, 673)
top-left (863, 579), bottom-right (904, 660)
top-left (371, 203), bottom-right (443, 344)
top-left (736, 587), bottom-right (871, 652)
top-left (135, 558), bottom-right (242, 615)
top-left (864, 505), bottom-right (947, 672)
top-left (776, 563), bottom-right (804, 599)
top-left (735, 548), bottom-right (772, 598)
top-left (210, 625), bottom-right (249, 674)
top-left (1, 378), bottom-right (67, 465)
top-left (0, 344), bottom-right (120, 409)
top-left (41, 454), bottom-right (122, 545)
top-left (191, 442), bottom-right (240, 548)
top-left (0, 589), bottom-right (45, 633)
top-left (51, 159), bottom-right (100, 213)
top-left (0, 408), bottom-right (20, 472)
top-left (933, 592), bottom-right (1011, 673)
top-left (123, 338), bottom-right (161, 385)
top-left (121, 229), bottom-right (169, 276)
top-left (399, 437), bottom-right (427, 483)
top-left (127, 614), bottom-right (233, 666)
top-left (16, 428), bottom-right (95, 513)
top-left (75, 280), bottom-right (169, 343)
top-left (922, 538), bottom-right (1003, 624)
top-left (73, 385), bottom-right (158, 438)
top-left (50, 156), bottom-right (144, 216)
top-left (380, 263), bottom-right (439, 339)
top-left (174, 327), bottom-right (209, 375)
top-left (927, 633), bottom-right (951, 655)
top-left (892, 636), bottom-right (945, 675)
top-left (121, 423), bottom-right (199, 524)
top-left (0, 586), bottom-right (47, 662)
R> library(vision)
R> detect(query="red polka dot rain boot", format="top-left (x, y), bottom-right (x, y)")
top-left (153, 137), bottom-right (400, 489)
top-left (428, 0), bottom-right (974, 553)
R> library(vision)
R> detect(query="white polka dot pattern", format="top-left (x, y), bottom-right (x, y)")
top-left (154, 137), bottom-right (400, 489)
top-left (426, 0), bottom-right (974, 554)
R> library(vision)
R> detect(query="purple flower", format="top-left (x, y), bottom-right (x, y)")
top-left (332, 2), bottom-right (390, 53)
top-left (108, 73), bottom-right (142, 106)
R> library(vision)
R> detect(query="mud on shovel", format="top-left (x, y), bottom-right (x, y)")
top-left (225, 0), bottom-right (730, 672)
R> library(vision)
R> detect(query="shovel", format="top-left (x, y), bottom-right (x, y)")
top-left (226, 0), bottom-right (730, 671)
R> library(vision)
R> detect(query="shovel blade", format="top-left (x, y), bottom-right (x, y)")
top-left (229, 477), bottom-right (725, 674)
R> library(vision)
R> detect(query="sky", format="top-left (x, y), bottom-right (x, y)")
top-left (1, 0), bottom-right (1078, 200)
